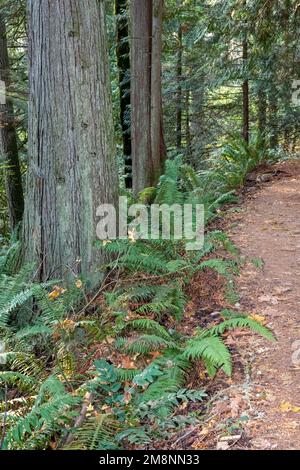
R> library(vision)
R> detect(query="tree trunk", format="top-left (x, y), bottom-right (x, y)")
top-left (0, 14), bottom-right (24, 232)
top-left (130, 0), bottom-right (152, 194)
top-left (151, 0), bottom-right (166, 183)
top-left (23, 0), bottom-right (118, 282)
top-left (130, 0), bottom-right (165, 195)
top-left (242, 35), bottom-right (249, 144)
top-left (190, 86), bottom-right (204, 158)
top-left (115, 0), bottom-right (132, 188)
top-left (185, 89), bottom-right (191, 155)
top-left (257, 82), bottom-right (267, 141)
top-left (176, 22), bottom-right (182, 150)
top-left (269, 90), bottom-right (278, 150)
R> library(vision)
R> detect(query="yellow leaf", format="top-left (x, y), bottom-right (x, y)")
top-left (280, 401), bottom-right (300, 413)
top-left (249, 313), bottom-right (267, 325)
top-left (199, 371), bottom-right (206, 380)
top-left (75, 279), bottom-right (83, 289)
top-left (48, 285), bottom-right (66, 300)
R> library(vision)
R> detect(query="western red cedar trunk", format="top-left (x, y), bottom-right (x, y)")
top-left (151, 0), bottom-right (166, 183)
top-left (130, 0), bottom-right (152, 194)
top-left (130, 0), bottom-right (165, 195)
top-left (115, 0), bottom-right (132, 188)
top-left (0, 13), bottom-right (24, 232)
top-left (23, 0), bottom-right (118, 282)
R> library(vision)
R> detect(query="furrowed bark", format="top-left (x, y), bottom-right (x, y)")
top-left (130, 0), bottom-right (152, 194)
top-left (131, 0), bottom-right (165, 195)
top-left (23, 0), bottom-right (118, 281)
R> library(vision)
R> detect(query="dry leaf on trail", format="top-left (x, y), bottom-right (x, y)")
top-left (249, 313), bottom-right (267, 325)
top-left (280, 401), bottom-right (300, 413)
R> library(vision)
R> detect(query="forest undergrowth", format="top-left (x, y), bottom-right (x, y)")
top-left (0, 137), bottom-right (289, 450)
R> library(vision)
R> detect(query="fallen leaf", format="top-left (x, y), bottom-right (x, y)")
top-left (249, 313), bottom-right (267, 325)
top-left (48, 285), bottom-right (66, 300)
top-left (280, 401), bottom-right (300, 413)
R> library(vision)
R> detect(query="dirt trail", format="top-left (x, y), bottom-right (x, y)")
top-left (226, 160), bottom-right (300, 450)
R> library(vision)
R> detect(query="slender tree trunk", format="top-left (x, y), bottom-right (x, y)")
top-left (115, 0), bottom-right (132, 188)
top-left (190, 87), bottom-right (204, 157)
top-left (131, 0), bottom-right (165, 195)
top-left (242, 34), bottom-right (249, 143)
top-left (269, 90), bottom-right (278, 150)
top-left (257, 82), bottom-right (267, 142)
top-left (176, 22), bottom-right (182, 150)
top-left (0, 14), bottom-right (24, 232)
top-left (185, 89), bottom-right (191, 154)
top-left (23, 0), bottom-right (118, 282)
top-left (258, 85), bottom-right (266, 136)
top-left (283, 128), bottom-right (290, 151)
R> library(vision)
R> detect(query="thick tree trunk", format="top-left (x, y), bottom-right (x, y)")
top-left (23, 0), bottom-right (118, 281)
top-left (151, 0), bottom-right (166, 183)
top-left (0, 14), bottom-right (24, 232)
top-left (130, 0), bottom-right (152, 194)
top-left (131, 0), bottom-right (165, 195)
top-left (115, 0), bottom-right (132, 188)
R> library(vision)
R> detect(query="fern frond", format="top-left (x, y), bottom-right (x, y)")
top-left (182, 335), bottom-right (232, 376)
top-left (64, 415), bottom-right (120, 450)
top-left (206, 315), bottom-right (275, 341)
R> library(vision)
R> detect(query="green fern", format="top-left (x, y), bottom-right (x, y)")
top-left (182, 335), bottom-right (233, 376)
top-left (2, 375), bottom-right (79, 450)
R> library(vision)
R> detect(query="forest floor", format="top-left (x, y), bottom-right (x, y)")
top-left (174, 159), bottom-right (300, 451)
